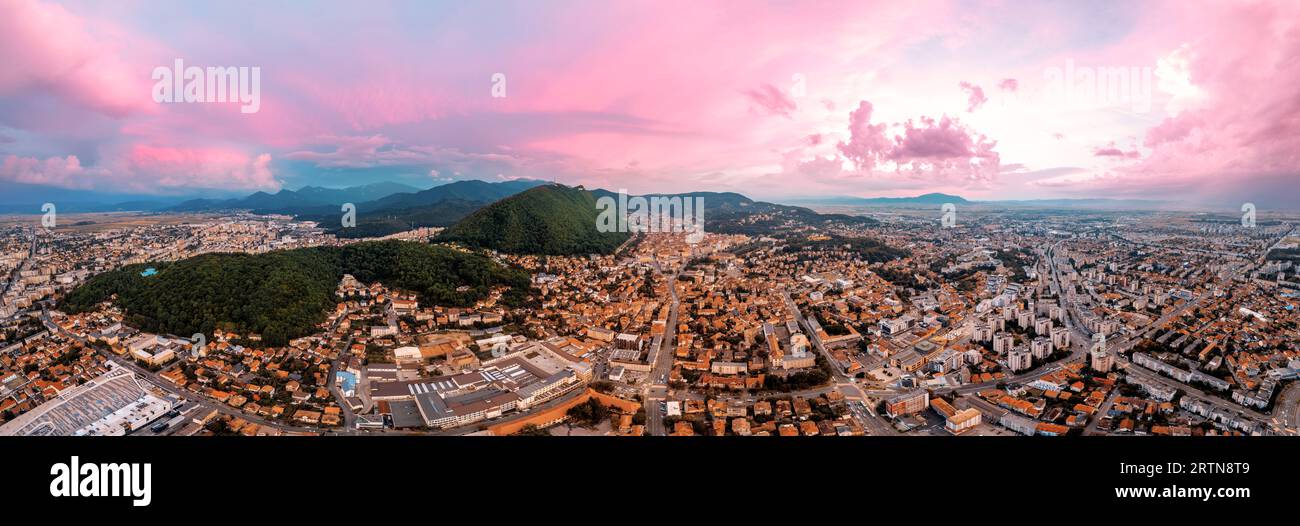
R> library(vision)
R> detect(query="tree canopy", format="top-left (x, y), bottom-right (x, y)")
top-left (60, 241), bottom-right (533, 346)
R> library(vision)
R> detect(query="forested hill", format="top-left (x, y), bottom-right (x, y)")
top-left (59, 241), bottom-right (532, 346)
top-left (437, 184), bottom-right (630, 255)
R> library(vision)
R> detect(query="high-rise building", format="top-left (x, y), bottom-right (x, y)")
top-left (1034, 317), bottom-right (1052, 335)
top-left (993, 332), bottom-right (1015, 354)
top-left (1090, 334), bottom-right (1113, 373)
top-left (1008, 346), bottom-right (1032, 372)
top-left (1051, 326), bottom-right (1070, 349)
top-left (1031, 336), bottom-right (1053, 360)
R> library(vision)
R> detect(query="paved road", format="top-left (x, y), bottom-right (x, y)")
top-left (781, 290), bottom-right (899, 436)
top-left (1083, 388), bottom-right (1120, 436)
top-left (1272, 382), bottom-right (1300, 435)
top-left (644, 258), bottom-right (679, 436)
top-left (933, 240), bottom-right (1101, 397)
top-left (323, 308), bottom-right (359, 431)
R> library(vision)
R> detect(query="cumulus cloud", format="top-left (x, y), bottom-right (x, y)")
top-left (837, 101), bottom-right (893, 170)
top-left (0, 146), bottom-right (278, 193)
top-left (1143, 114), bottom-right (1201, 148)
top-left (959, 81), bottom-right (988, 112)
top-left (0, 154), bottom-right (98, 188)
top-left (837, 100), bottom-right (1000, 182)
top-left (784, 154), bottom-right (844, 181)
top-left (126, 145), bottom-right (277, 190)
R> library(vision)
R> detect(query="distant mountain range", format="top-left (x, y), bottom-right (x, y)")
top-left (588, 188), bottom-right (774, 211)
top-left (298, 179), bottom-right (551, 238)
top-left (782, 193), bottom-right (969, 206)
top-left (167, 181), bottom-right (422, 213)
top-left (6, 175), bottom-right (902, 256)
top-left (979, 198), bottom-right (1171, 209)
top-left (0, 179), bottom-right (548, 218)
top-left (0, 180), bottom-right (1254, 217)
top-left (781, 193), bottom-right (1173, 209)
top-left (13, 178), bottom-right (552, 238)
top-left (0, 181), bottom-right (429, 215)
top-left (433, 185), bottom-right (880, 255)
top-left (0, 182), bottom-right (201, 213)
top-left (354, 179), bottom-right (546, 212)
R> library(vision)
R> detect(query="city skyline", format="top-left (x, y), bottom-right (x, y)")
top-left (2, 0), bottom-right (1298, 208)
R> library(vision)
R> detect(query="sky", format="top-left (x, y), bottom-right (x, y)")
top-left (1, 0), bottom-right (1298, 208)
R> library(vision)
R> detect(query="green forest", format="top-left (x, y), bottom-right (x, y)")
top-left (59, 241), bottom-right (533, 346)
top-left (780, 235), bottom-right (910, 264)
top-left (438, 184), bottom-right (630, 255)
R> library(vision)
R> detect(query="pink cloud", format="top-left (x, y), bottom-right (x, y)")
top-left (958, 81), bottom-right (987, 112)
top-left (0, 154), bottom-right (97, 188)
top-left (1077, 0), bottom-right (1300, 204)
top-left (742, 83), bottom-right (797, 118)
top-left (126, 145), bottom-right (276, 191)
top-left (0, 0), bottom-right (961, 196)
top-left (838, 101), bottom-right (893, 170)
top-left (1143, 114), bottom-right (1202, 148)
top-left (837, 100), bottom-right (1000, 182)
top-left (0, 146), bottom-right (278, 193)
top-left (1093, 147), bottom-right (1140, 159)
top-left (285, 134), bottom-right (522, 170)
top-left (890, 116), bottom-right (1000, 179)
top-left (4, 0), bottom-right (1295, 204)
top-left (0, 0), bottom-right (156, 118)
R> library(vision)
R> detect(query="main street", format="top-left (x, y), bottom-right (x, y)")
top-left (782, 290), bottom-right (900, 436)
top-left (933, 240), bottom-right (1107, 397)
top-left (324, 308), bottom-right (359, 431)
top-left (644, 257), bottom-right (679, 436)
